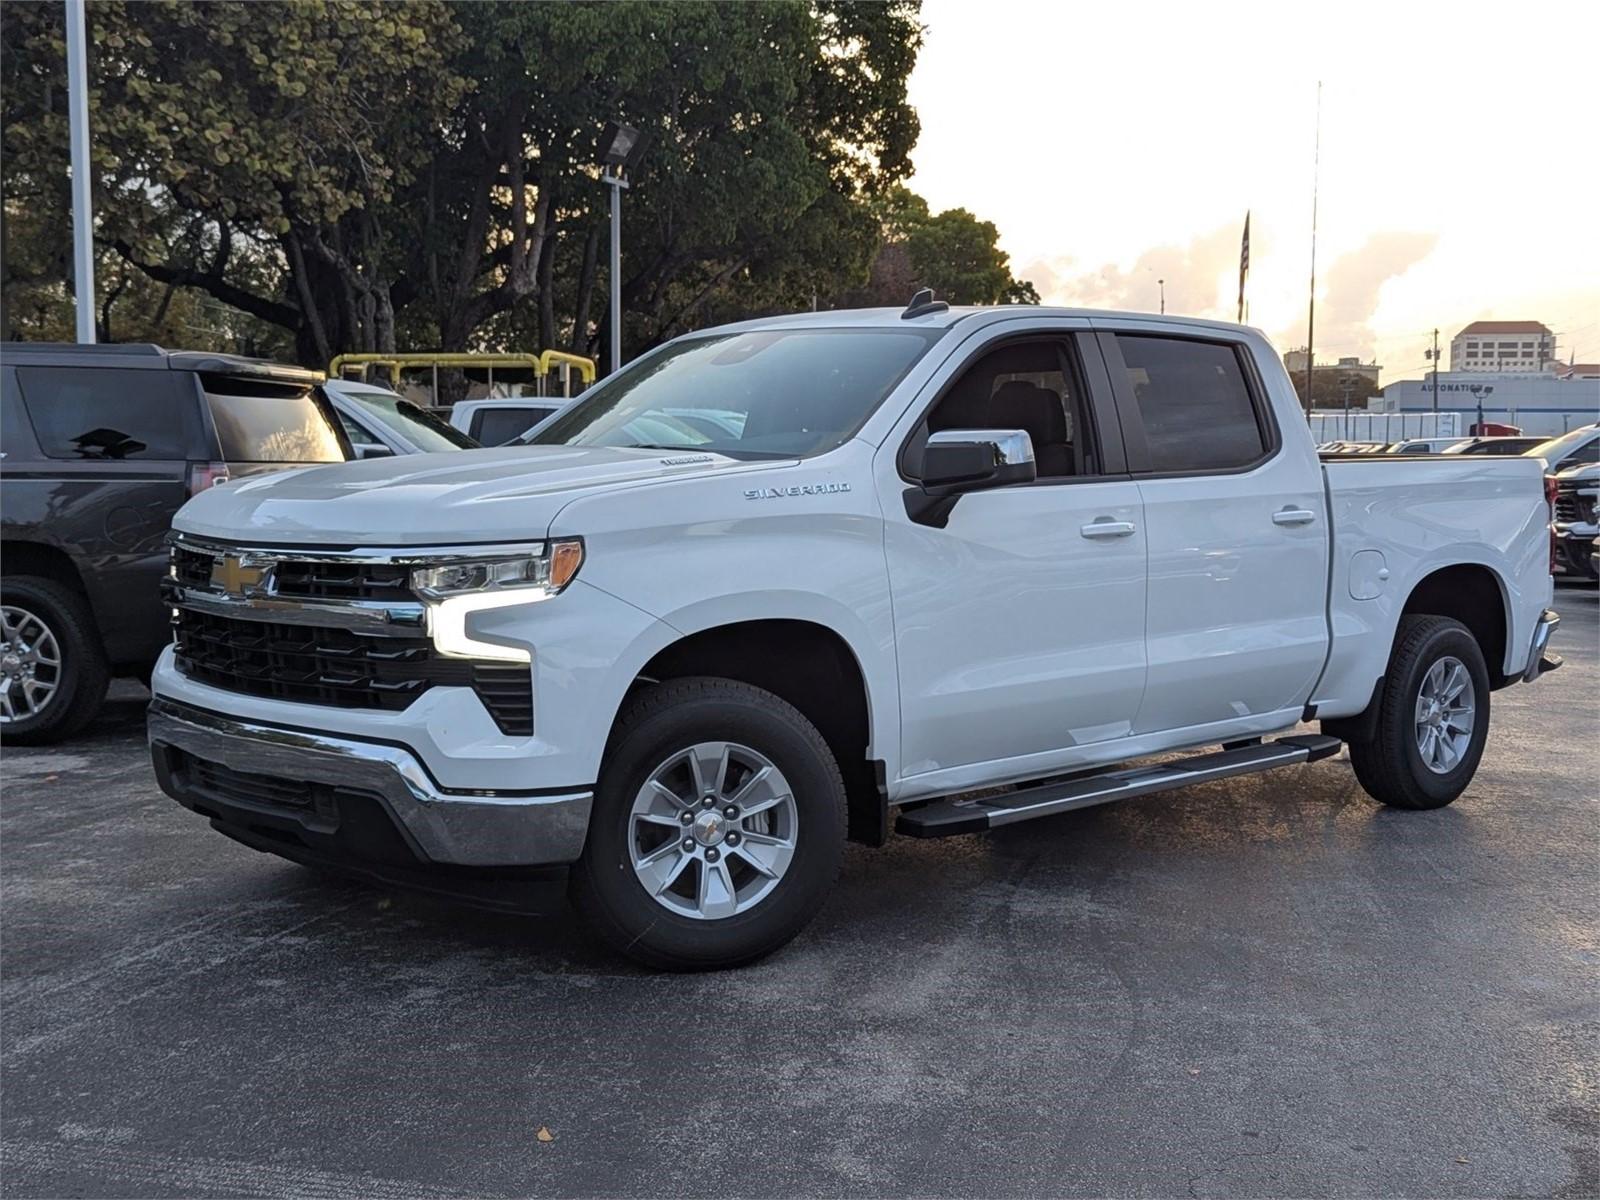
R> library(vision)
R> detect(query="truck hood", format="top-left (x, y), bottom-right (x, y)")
top-left (173, 444), bottom-right (779, 546)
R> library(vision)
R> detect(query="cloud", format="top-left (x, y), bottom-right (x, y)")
top-left (1301, 231), bottom-right (1437, 360)
top-left (1015, 223), bottom-right (1243, 319)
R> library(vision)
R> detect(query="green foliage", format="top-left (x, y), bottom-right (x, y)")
top-left (847, 186), bottom-right (1038, 308)
top-left (1, 0), bottom-right (1033, 368)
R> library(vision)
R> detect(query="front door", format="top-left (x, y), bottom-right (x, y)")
top-left (879, 329), bottom-right (1147, 787)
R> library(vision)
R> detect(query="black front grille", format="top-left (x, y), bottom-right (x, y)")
top-left (173, 609), bottom-right (532, 735)
top-left (1554, 489), bottom-right (1594, 525)
top-left (271, 559), bottom-right (415, 602)
top-left (170, 545), bottom-right (416, 602)
top-left (173, 546), bottom-right (214, 589)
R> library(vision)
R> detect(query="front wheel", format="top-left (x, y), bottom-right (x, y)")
top-left (1347, 615), bottom-right (1490, 810)
top-left (570, 677), bottom-right (847, 970)
top-left (0, 576), bottom-right (110, 745)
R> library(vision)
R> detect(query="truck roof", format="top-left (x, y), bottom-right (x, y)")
top-left (704, 304), bottom-right (1261, 338)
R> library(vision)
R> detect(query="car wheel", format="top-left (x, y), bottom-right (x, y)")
top-left (570, 677), bottom-right (847, 970)
top-left (0, 575), bottom-right (111, 745)
top-left (1347, 615), bottom-right (1491, 810)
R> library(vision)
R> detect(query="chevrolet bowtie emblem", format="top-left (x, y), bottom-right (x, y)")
top-left (210, 555), bottom-right (267, 597)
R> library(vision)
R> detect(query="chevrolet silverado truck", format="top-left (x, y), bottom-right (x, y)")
top-left (148, 299), bottom-right (1562, 969)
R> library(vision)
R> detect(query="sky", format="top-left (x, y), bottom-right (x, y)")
top-left (903, 0), bottom-right (1600, 383)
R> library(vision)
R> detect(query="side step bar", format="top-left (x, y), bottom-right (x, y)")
top-left (895, 734), bottom-right (1343, 838)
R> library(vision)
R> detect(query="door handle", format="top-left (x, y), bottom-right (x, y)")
top-left (1080, 519), bottom-right (1137, 539)
top-left (1272, 508), bottom-right (1317, 526)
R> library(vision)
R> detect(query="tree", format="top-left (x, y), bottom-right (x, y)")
top-left (2, 1), bottom-right (1040, 371)
top-left (1289, 367), bottom-right (1382, 409)
top-left (2, 0), bottom-right (467, 361)
top-left (845, 186), bottom-right (1038, 307)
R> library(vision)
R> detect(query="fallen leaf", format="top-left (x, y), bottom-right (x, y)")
top-left (1188, 1069), bottom-right (1201, 1076)
top-left (536, 1126), bottom-right (554, 1143)
top-left (1456, 1157), bottom-right (1470, 1164)
top-left (43, 775), bottom-right (58, 782)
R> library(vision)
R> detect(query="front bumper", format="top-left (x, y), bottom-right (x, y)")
top-left (149, 698), bottom-right (592, 868)
top-left (1552, 524), bottom-right (1599, 579)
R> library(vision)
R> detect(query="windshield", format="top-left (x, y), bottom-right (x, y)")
top-left (528, 328), bottom-right (941, 459)
top-left (1528, 425), bottom-right (1599, 463)
top-left (206, 389), bottom-right (346, 463)
top-left (340, 388), bottom-right (477, 451)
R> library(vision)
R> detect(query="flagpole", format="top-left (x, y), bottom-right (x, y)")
top-left (1304, 81), bottom-right (1322, 416)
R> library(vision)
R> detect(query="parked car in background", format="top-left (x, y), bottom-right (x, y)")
top-left (1550, 463), bottom-right (1599, 582)
top-left (1388, 437), bottom-right (1472, 455)
top-left (1526, 424), bottom-right (1600, 475)
top-left (1316, 440), bottom-right (1391, 454)
top-left (148, 305), bottom-right (1559, 969)
top-left (1, 343), bottom-right (348, 743)
top-left (323, 380), bottom-right (479, 457)
top-left (449, 397), bottom-right (568, 445)
top-left (1443, 436), bottom-right (1547, 456)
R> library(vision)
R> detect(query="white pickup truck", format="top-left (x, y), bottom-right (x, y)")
top-left (149, 300), bottom-right (1561, 968)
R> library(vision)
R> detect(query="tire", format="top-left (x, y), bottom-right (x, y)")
top-left (570, 677), bottom-right (847, 970)
top-left (1347, 615), bottom-right (1490, 810)
top-left (0, 575), bottom-right (111, 745)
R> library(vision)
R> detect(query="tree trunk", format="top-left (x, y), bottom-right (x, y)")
top-left (570, 224), bottom-right (600, 353)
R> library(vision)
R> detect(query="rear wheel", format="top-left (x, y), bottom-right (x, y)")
top-left (0, 576), bottom-right (110, 745)
top-left (1347, 615), bottom-right (1490, 810)
top-left (570, 677), bottom-right (847, 970)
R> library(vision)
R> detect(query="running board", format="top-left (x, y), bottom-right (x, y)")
top-left (895, 734), bottom-right (1343, 838)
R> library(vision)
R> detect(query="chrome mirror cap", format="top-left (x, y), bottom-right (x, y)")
top-left (926, 427), bottom-right (1036, 468)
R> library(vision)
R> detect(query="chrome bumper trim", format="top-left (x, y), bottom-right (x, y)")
top-left (1523, 609), bottom-right (1561, 683)
top-left (148, 699), bottom-right (590, 866)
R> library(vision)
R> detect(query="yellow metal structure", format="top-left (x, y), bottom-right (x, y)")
top-left (327, 351), bottom-right (596, 399)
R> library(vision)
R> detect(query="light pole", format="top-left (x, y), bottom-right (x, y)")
top-left (1468, 383), bottom-right (1494, 434)
top-left (1158, 278), bottom-right (1165, 315)
top-left (598, 122), bottom-right (649, 376)
top-left (64, 0), bottom-right (95, 343)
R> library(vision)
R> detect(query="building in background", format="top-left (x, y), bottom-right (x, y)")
top-left (1282, 350), bottom-right (1381, 408)
top-left (1375, 368), bottom-right (1599, 436)
top-left (1450, 321), bottom-right (1556, 372)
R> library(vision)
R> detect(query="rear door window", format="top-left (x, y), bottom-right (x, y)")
top-left (1113, 336), bottom-right (1270, 472)
top-left (15, 366), bottom-right (201, 460)
top-left (204, 383), bottom-right (345, 463)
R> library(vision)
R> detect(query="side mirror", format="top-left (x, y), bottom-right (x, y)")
top-left (906, 428), bottom-right (1036, 527)
top-left (355, 443), bottom-right (395, 460)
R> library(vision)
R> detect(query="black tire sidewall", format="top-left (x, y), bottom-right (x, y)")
top-left (0, 576), bottom-right (107, 744)
top-left (1392, 622), bottom-right (1491, 804)
top-left (574, 681), bottom-right (846, 969)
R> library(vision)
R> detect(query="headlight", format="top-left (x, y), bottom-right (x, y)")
top-left (412, 540), bottom-right (584, 600)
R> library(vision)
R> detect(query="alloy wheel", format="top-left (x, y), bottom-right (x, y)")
top-left (0, 604), bottom-right (63, 724)
top-left (628, 740), bottom-right (798, 920)
top-left (1413, 655), bottom-right (1475, 774)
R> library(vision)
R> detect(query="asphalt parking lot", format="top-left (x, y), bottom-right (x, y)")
top-left (2, 587), bottom-right (1595, 1199)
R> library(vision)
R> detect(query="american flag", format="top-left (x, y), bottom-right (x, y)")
top-left (1237, 211), bottom-right (1251, 323)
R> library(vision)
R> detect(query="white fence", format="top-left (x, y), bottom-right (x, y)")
top-left (1306, 411), bottom-right (1461, 444)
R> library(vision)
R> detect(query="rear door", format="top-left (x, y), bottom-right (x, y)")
top-left (1096, 328), bottom-right (1329, 736)
top-left (7, 365), bottom-right (202, 665)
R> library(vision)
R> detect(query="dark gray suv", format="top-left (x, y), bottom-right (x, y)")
top-left (0, 343), bottom-right (348, 743)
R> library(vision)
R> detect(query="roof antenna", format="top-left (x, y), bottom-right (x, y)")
top-left (901, 288), bottom-right (949, 320)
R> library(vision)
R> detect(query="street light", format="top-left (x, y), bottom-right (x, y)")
top-left (598, 121), bottom-right (650, 376)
